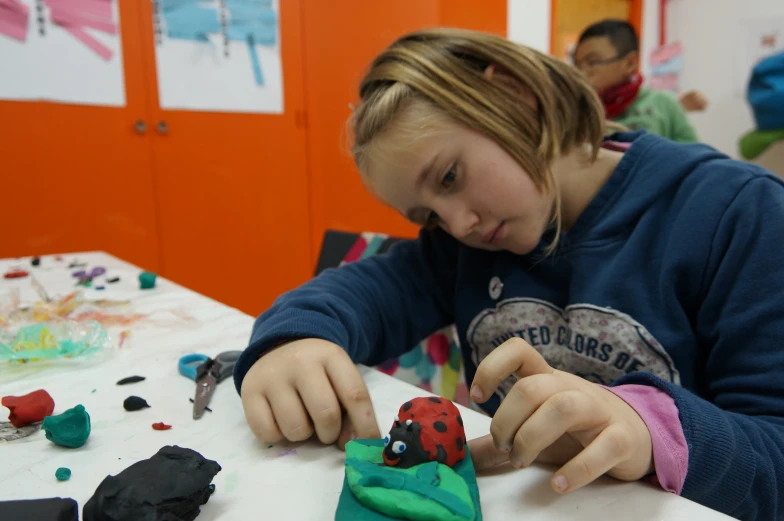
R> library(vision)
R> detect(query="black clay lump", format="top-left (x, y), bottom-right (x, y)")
top-left (83, 445), bottom-right (221, 521)
top-left (123, 396), bottom-right (150, 411)
top-left (116, 376), bottom-right (146, 386)
top-left (0, 497), bottom-right (78, 521)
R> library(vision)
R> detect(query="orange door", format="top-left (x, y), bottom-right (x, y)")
top-left (551, 0), bottom-right (642, 60)
top-left (302, 0), bottom-right (508, 262)
top-left (135, 0), bottom-right (312, 316)
top-left (0, 1), bottom-right (160, 270)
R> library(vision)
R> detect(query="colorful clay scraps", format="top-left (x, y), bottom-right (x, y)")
top-left (0, 321), bottom-right (113, 363)
top-left (0, 288), bottom-right (142, 328)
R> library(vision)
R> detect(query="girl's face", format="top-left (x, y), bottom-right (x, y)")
top-left (364, 122), bottom-right (553, 255)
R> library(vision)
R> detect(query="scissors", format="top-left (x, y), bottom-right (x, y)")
top-left (178, 351), bottom-right (242, 419)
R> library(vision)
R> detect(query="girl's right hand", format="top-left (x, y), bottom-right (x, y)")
top-left (240, 338), bottom-right (381, 449)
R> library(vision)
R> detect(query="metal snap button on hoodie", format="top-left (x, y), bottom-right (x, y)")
top-left (489, 276), bottom-right (503, 300)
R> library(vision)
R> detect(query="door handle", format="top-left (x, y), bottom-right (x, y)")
top-left (157, 121), bottom-right (169, 135)
top-left (134, 120), bottom-right (147, 134)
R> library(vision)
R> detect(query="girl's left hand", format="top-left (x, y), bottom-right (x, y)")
top-left (467, 338), bottom-right (654, 494)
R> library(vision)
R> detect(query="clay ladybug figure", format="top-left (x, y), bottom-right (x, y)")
top-left (382, 397), bottom-right (467, 469)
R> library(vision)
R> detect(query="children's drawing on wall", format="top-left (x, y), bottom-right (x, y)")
top-left (0, 0), bottom-right (125, 106)
top-left (648, 41), bottom-right (707, 114)
top-left (649, 41), bottom-right (683, 94)
top-left (152, 0), bottom-right (284, 114)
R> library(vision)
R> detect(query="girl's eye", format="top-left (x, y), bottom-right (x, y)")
top-left (441, 167), bottom-right (456, 188)
top-left (392, 441), bottom-right (407, 454)
top-left (383, 435), bottom-right (390, 446)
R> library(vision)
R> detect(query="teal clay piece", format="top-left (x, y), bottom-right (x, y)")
top-left (138, 272), bottom-right (157, 289)
top-left (55, 467), bottom-right (72, 481)
top-left (42, 404), bottom-right (91, 448)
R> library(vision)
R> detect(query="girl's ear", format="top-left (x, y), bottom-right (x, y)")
top-left (483, 64), bottom-right (538, 110)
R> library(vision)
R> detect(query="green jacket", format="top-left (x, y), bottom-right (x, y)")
top-left (613, 87), bottom-right (699, 143)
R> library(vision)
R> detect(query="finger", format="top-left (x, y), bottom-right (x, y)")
top-left (510, 390), bottom-right (606, 468)
top-left (268, 387), bottom-right (314, 442)
top-left (471, 338), bottom-right (553, 404)
top-left (536, 435), bottom-right (583, 465)
top-left (490, 374), bottom-right (563, 452)
top-left (296, 369), bottom-right (343, 445)
top-left (468, 434), bottom-right (511, 471)
top-left (551, 422), bottom-right (632, 494)
top-left (242, 393), bottom-right (283, 442)
top-left (325, 356), bottom-right (380, 439)
top-left (336, 411), bottom-right (355, 450)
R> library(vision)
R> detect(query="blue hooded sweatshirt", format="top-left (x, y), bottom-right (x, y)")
top-left (234, 132), bottom-right (784, 520)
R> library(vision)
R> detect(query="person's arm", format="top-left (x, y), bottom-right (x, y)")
top-left (233, 227), bottom-right (459, 394)
top-left (614, 175), bottom-right (784, 520)
top-left (667, 94), bottom-right (700, 143)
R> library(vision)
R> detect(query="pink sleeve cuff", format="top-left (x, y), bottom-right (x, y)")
top-left (603, 384), bottom-right (689, 495)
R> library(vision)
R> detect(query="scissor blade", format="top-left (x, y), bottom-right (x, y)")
top-left (193, 374), bottom-right (217, 419)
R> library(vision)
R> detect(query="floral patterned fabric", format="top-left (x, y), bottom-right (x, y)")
top-left (316, 230), bottom-right (471, 407)
top-left (376, 323), bottom-right (470, 407)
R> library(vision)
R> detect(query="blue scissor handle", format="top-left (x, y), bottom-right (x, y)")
top-left (178, 353), bottom-right (210, 381)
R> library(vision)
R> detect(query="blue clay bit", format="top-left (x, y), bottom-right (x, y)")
top-left (138, 272), bottom-right (157, 290)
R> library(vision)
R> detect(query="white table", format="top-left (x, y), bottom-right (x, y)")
top-left (0, 252), bottom-right (734, 520)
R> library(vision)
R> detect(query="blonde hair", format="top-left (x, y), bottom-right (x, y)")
top-left (349, 28), bottom-right (606, 249)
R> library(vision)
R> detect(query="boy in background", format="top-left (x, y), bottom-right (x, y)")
top-left (573, 19), bottom-right (699, 143)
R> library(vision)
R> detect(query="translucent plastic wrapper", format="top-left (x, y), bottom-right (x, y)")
top-left (0, 320), bottom-right (114, 363)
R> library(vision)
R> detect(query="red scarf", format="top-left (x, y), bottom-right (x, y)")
top-left (600, 74), bottom-right (643, 120)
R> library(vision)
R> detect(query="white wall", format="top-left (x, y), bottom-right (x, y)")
top-left (639, 0), bottom-right (660, 78)
top-left (507, 0), bottom-right (550, 52)
top-left (666, 0), bottom-right (784, 158)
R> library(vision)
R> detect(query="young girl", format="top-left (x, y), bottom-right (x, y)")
top-left (235, 28), bottom-right (784, 520)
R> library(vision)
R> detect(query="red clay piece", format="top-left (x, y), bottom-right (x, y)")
top-left (2, 389), bottom-right (55, 427)
top-left (152, 422), bottom-right (172, 431)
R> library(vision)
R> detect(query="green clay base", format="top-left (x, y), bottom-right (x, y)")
top-left (335, 439), bottom-right (482, 521)
top-left (42, 404), bottom-right (91, 448)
